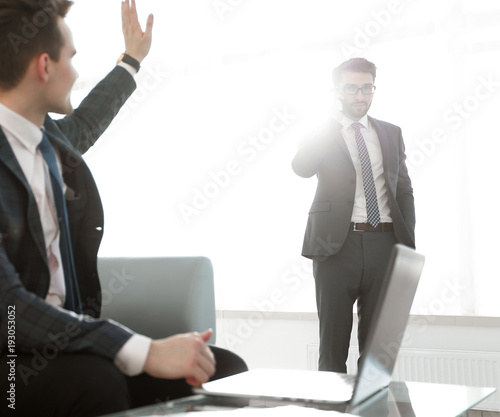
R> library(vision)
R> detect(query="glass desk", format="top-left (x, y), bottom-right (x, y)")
top-left (101, 381), bottom-right (495, 417)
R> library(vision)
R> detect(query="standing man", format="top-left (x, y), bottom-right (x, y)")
top-left (0, 1), bottom-right (216, 415)
top-left (292, 58), bottom-right (415, 373)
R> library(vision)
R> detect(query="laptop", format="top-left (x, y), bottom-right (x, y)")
top-left (195, 243), bottom-right (425, 409)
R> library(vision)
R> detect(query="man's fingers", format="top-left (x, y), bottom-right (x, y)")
top-left (183, 333), bottom-right (216, 387)
top-left (144, 332), bottom-right (215, 384)
top-left (200, 329), bottom-right (213, 343)
top-left (197, 332), bottom-right (216, 373)
top-left (145, 13), bottom-right (154, 37)
top-left (199, 351), bottom-right (216, 378)
top-left (121, 1), bottom-right (130, 31)
top-left (185, 357), bottom-right (213, 387)
top-left (130, 0), bottom-right (139, 22)
top-left (185, 376), bottom-right (200, 387)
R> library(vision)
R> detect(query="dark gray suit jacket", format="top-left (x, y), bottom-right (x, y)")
top-left (292, 116), bottom-right (415, 259)
top-left (0, 67), bottom-right (136, 360)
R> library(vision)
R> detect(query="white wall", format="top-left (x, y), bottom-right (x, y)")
top-left (67, 0), bottom-right (500, 318)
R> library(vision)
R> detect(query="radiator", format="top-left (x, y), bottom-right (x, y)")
top-left (307, 344), bottom-right (500, 411)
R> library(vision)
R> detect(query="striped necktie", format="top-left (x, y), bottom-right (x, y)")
top-left (351, 122), bottom-right (380, 227)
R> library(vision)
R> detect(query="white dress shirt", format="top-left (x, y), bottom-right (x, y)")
top-left (0, 62), bottom-right (151, 376)
top-left (339, 115), bottom-right (392, 224)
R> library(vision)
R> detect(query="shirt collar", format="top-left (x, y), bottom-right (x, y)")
top-left (0, 102), bottom-right (43, 155)
top-left (340, 114), bottom-right (370, 131)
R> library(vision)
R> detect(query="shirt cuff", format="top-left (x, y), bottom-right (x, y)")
top-left (114, 334), bottom-right (152, 376)
top-left (117, 61), bottom-right (138, 77)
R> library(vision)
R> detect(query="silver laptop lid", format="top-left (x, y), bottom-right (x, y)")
top-left (350, 243), bottom-right (425, 405)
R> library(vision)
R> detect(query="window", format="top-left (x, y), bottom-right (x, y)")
top-left (69, 0), bottom-right (500, 316)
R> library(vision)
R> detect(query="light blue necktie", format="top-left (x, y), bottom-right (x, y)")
top-left (38, 131), bottom-right (82, 313)
top-left (351, 122), bottom-right (381, 227)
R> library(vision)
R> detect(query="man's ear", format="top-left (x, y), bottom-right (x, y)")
top-left (35, 53), bottom-right (51, 83)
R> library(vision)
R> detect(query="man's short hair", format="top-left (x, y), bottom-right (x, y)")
top-left (332, 58), bottom-right (377, 86)
top-left (0, 0), bottom-right (73, 90)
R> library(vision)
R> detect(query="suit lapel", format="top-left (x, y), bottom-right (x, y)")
top-left (43, 116), bottom-right (85, 179)
top-left (0, 128), bottom-right (47, 263)
top-left (369, 116), bottom-right (390, 169)
top-left (0, 128), bottom-right (31, 190)
top-left (369, 116), bottom-right (399, 195)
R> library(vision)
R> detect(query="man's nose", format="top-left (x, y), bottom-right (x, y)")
top-left (354, 89), bottom-right (364, 98)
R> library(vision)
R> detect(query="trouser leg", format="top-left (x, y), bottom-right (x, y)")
top-left (313, 233), bottom-right (363, 372)
top-left (1, 353), bottom-right (129, 417)
top-left (356, 232), bottom-right (397, 358)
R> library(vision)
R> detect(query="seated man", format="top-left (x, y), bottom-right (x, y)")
top-left (0, 1), bottom-right (236, 415)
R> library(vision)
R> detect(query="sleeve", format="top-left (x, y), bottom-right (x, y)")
top-left (0, 241), bottom-right (133, 360)
top-left (114, 334), bottom-right (151, 376)
top-left (55, 66), bottom-right (137, 154)
top-left (117, 61), bottom-right (138, 77)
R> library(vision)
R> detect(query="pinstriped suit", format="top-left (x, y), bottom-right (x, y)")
top-left (0, 67), bottom-right (136, 360)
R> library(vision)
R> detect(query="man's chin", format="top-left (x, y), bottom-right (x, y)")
top-left (345, 110), bottom-right (367, 120)
top-left (346, 105), bottom-right (369, 119)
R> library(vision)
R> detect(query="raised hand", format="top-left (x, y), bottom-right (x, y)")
top-left (121, 0), bottom-right (154, 63)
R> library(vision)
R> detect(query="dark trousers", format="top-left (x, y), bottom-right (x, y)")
top-left (313, 229), bottom-right (397, 372)
top-left (0, 346), bottom-right (247, 417)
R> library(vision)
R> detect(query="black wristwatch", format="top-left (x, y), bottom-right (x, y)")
top-left (117, 53), bottom-right (141, 72)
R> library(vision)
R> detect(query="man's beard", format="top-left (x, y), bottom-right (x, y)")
top-left (343, 100), bottom-right (371, 119)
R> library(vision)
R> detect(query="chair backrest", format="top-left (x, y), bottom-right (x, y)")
top-left (97, 256), bottom-right (216, 343)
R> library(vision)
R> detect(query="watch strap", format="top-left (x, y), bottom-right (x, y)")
top-left (117, 53), bottom-right (140, 72)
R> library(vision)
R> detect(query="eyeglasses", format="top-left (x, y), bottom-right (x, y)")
top-left (340, 84), bottom-right (376, 95)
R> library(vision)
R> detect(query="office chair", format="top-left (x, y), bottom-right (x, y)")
top-left (97, 256), bottom-right (248, 406)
